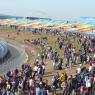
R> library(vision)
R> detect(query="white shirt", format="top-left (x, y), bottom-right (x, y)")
top-left (86, 79), bottom-right (91, 88)
top-left (42, 65), bottom-right (45, 70)
top-left (33, 66), bottom-right (38, 72)
top-left (77, 67), bottom-right (81, 74)
top-left (89, 66), bottom-right (93, 72)
top-left (53, 61), bottom-right (55, 66)
top-left (29, 79), bottom-right (34, 87)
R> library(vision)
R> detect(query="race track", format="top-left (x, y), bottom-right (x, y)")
top-left (0, 39), bottom-right (28, 75)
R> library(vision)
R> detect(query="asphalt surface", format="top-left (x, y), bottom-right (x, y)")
top-left (0, 39), bottom-right (28, 75)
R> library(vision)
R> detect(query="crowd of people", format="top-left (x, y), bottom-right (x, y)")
top-left (0, 27), bottom-right (95, 95)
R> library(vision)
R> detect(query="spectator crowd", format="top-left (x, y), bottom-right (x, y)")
top-left (0, 29), bottom-right (95, 95)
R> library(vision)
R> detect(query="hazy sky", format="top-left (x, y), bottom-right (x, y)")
top-left (0, 0), bottom-right (95, 20)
